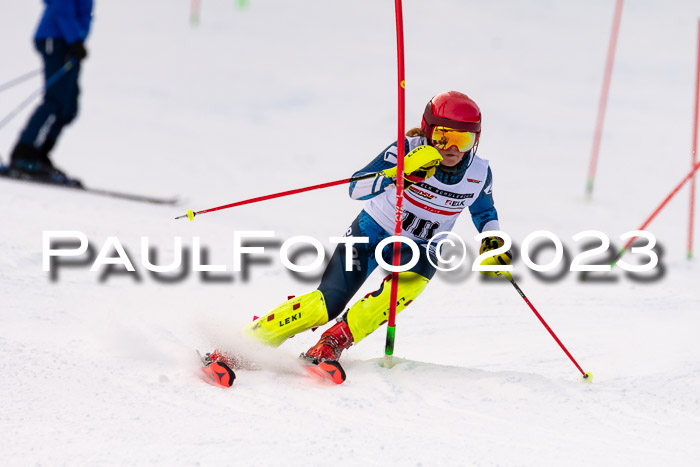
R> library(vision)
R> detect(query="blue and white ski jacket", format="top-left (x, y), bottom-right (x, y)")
top-left (35, 0), bottom-right (94, 44)
top-left (349, 136), bottom-right (500, 243)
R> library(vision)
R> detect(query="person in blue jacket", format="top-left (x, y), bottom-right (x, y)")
top-left (7, 0), bottom-right (93, 187)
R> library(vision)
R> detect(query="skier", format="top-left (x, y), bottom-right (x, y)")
top-left (3, 0), bottom-right (93, 187)
top-left (205, 91), bottom-right (512, 384)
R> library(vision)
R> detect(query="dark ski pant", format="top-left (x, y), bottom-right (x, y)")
top-left (18, 38), bottom-right (81, 155)
top-left (317, 210), bottom-right (437, 321)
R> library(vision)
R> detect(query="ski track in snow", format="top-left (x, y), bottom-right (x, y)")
top-left (1, 0), bottom-right (700, 465)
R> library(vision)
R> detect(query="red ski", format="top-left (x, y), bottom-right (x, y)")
top-left (302, 358), bottom-right (346, 385)
top-left (198, 351), bottom-right (236, 388)
top-left (197, 350), bottom-right (346, 386)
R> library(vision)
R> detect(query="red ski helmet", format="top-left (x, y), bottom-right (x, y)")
top-left (421, 91), bottom-right (481, 151)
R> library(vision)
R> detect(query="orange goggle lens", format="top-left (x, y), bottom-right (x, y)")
top-left (430, 127), bottom-right (476, 152)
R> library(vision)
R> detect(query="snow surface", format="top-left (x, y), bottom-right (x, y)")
top-left (1, 0), bottom-right (700, 465)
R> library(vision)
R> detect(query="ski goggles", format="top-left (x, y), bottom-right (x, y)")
top-left (430, 126), bottom-right (477, 152)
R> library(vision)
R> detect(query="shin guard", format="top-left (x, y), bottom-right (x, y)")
top-left (345, 272), bottom-right (429, 344)
top-left (244, 290), bottom-right (329, 347)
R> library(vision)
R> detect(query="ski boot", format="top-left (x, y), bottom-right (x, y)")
top-left (8, 143), bottom-right (83, 188)
top-left (300, 319), bottom-right (353, 384)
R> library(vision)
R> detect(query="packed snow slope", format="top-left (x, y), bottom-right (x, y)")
top-left (1, 0), bottom-right (700, 465)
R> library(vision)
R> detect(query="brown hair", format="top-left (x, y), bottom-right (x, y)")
top-left (405, 127), bottom-right (425, 137)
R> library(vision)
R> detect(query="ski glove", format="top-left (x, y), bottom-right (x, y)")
top-left (479, 235), bottom-right (512, 276)
top-left (381, 145), bottom-right (442, 189)
top-left (67, 41), bottom-right (88, 62)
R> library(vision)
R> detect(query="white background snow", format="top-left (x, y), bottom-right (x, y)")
top-left (1, 0), bottom-right (699, 465)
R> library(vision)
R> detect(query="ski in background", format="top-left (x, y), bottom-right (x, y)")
top-left (0, 164), bottom-right (179, 205)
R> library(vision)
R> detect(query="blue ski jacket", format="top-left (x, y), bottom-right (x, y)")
top-left (34, 0), bottom-right (94, 44)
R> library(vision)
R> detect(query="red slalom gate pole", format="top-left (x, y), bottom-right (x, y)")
top-left (175, 172), bottom-right (378, 220)
top-left (586, 0), bottom-right (624, 198)
top-left (190, 0), bottom-right (201, 25)
top-left (498, 272), bottom-right (591, 381)
top-left (688, 19), bottom-right (700, 259)
top-left (612, 158), bottom-right (700, 265)
top-left (384, 0), bottom-right (406, 366)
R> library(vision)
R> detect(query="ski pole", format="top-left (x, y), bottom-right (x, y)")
top-left (0, 61), bottom-right (74, 132)
top-left (0, 68), bottom-right (42, 94)
top-left (497, 271), bottom-right (592, 381)
top-left (175, 172), bottom-right (381, 220)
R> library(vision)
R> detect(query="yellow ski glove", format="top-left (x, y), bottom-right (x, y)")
top-left (479, 235), bottom-right (513, 276)
top-left (381, 145), bottom-right (443, 187)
